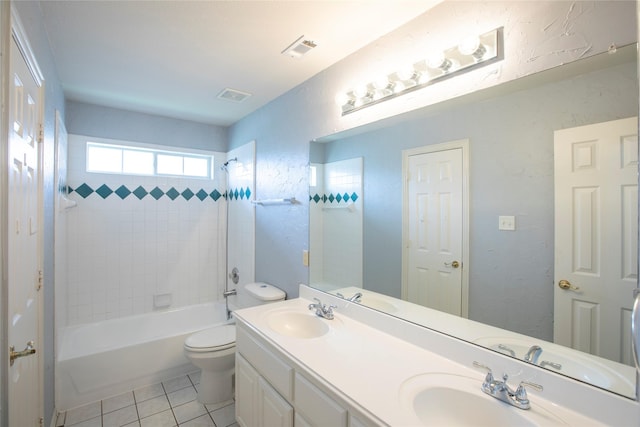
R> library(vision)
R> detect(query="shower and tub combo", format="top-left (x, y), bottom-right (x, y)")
top-left (56, 301), bottom-right (230, 410)
top-left (56, 282), bottom-right (286, 410)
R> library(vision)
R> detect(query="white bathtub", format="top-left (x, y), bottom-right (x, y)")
top-left (56, 301), bottom-right (230, 410)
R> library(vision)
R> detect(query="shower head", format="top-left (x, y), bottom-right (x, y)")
top-left (220, 157), bottom-right (238, 171)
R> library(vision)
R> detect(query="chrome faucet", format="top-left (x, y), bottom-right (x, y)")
top-left (308, 298), bottom-right (336, 320)
top-left (336, 292), bottom-right (363, 303)
top-left (473, 362), bottom-right (543, 410)
top-left (523, 345), bottom-right (542, 364)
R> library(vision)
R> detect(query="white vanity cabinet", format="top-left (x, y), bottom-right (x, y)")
top-left (236, 354), bottom-right (293, 427)
top-left (236, 321), bottom-right (380, 427)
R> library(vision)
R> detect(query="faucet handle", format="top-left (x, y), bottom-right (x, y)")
top-left (323, 304), bottom-right (337, 319)
top-left (515, 380), bottom-right (543, 405)
top-left (472, 361), bottom-right (495, 383)
top-left (472, 361), bottom-right (491, 372)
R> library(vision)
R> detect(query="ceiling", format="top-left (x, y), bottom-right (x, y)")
top-left (39, 1), bottom-right (441, 127)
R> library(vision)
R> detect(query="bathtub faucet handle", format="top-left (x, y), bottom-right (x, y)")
top-left (223, 289), bottom-right (237, 297)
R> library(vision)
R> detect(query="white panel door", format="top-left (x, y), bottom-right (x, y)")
top-left (7, 35), bottom-right (44, 426)
top-left (405, 146), bottom-right (464, 316)
top-left (554, 117), bottom-right (638, 364)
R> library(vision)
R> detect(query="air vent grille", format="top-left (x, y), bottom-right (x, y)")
top-left (217, 88), bottom-right (251, 103)
top-left (282, 35), bottom-right (317, 59)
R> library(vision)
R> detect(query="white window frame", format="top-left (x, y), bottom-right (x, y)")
top-left (86, 141), bottom-right (214, 180)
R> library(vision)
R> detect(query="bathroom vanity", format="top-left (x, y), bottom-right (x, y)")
top-left (233, 285), bottom-right (639, 426)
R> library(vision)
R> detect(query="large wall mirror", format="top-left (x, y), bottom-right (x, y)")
top-left (309, 45), bottom-right (638, 399)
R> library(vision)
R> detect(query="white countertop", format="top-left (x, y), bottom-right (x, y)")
top-left (234, 295), bottom-right (607, 426)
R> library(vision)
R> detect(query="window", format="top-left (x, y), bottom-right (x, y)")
top-left (86, 142), bottom-right (214, 179)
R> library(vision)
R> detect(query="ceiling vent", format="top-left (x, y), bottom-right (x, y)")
top-left (282, 35), bottom-right (317, 59)
top-left (217, 88), bottom-right (252, 103)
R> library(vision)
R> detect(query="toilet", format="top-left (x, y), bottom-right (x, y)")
top-left (184, 282), bottom-right (286, 404)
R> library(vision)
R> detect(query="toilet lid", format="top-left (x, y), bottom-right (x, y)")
top-left (185, 325), bottom-right (236, 351)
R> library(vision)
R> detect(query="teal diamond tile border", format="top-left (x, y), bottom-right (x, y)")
top-left (96, 184), bottom-right (113, 199)
top-left (309, 192), bottom-right (359, 204)
top-left (166, 187), bottom-right (180, 200)
top-left (69, 183), bottom-right (252, 203)
top-left (115, 185), bottom-right (131, 199)
top-left (226, 187), bottom-right (252, 201)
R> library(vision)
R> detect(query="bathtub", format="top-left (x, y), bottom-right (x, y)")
top-left (56, 301), bottom-right (230, 410)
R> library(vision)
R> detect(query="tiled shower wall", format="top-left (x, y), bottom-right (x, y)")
top-left (309, 157), bottom-right (363, 289)
top-left (64, 134), bottom-right (227, 326)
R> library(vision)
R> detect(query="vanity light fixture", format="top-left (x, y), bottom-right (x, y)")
top-left (338, 27), bottom-right (503, 115)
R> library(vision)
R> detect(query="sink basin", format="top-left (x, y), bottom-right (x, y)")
top-left (361, 296), bottom-right (399, 313)
top-left (266, 311), bottom-right (330, 339)
top-left (399, 373), bottom-right (566, 426)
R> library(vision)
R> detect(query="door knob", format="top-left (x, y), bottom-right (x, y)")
top-left (445, 260), bottom-right (460, 268)
top-left (558, 279), bottom-right (580, 291)
top-left (9, 340), bottom-right (36, 366)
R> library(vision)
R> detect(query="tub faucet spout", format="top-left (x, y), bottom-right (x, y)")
top-left (223, 289), bottom-right (236, 297)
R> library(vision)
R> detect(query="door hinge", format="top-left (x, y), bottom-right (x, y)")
top-left (38, 123), bottom-right (44, 144)
top-left (36, 269), bottom-right (43, 291)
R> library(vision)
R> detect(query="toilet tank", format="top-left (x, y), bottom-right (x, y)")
top-left (228, 282), bottom-right (285, 312)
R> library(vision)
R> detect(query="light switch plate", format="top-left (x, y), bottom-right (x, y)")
top-left (498, 215), bottom-right (516, 231)
top-left (302, 250), bottom-right (309, 266)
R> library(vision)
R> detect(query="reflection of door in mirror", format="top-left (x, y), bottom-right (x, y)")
top-left (554, 117), bottom-right (638, 366)
top-left (309, 157), bottom-right (363, 291)
top-left (402, 141), bottom-right (468, 317)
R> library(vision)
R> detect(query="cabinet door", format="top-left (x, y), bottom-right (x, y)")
top-left (236, 354), bottom-right (259, 427)
top-left (294, 413), bottom-right (313, 427)
top-left (258, 377), bottom-right (293, 427)
top-left (294, 373), bottom-right (347, 427)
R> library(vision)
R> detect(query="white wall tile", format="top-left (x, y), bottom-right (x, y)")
top-left (64, 134), bottom-right (227, 326)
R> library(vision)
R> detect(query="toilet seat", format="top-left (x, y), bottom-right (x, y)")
top-left (184, 325), bottom-right (236, 353)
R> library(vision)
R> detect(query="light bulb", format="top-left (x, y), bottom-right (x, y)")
top-left (335, 92), bottom-right (350, 106)
top-left (353, 85), bottom-right (370, 98)
top-left (396, 67), bottom-right (417, 82)
top-left (427, 51), bottom-right (454, 73)
top-left (373, 75), bottom-right (391, 90)
top-left (427, 51), bottom-right (447, 69)
top-left (458, 35), bottom-right (486, 60)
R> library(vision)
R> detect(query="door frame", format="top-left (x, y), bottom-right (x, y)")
top-left (401, 139), bottom-right (470, 318)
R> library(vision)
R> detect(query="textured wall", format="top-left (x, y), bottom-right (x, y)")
top-left (228, 1), bottom-right (637, 319)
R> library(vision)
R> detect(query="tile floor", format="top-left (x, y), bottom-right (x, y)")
top-left (55, 371), bottom-right (238, 427)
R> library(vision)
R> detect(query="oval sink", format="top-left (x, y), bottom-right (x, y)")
top-left (399, 373), bottom-right (566, 426)
top-left (266, 311), bottom-right (330, 339)
top-left (361, 296), bottom-right (399, 313)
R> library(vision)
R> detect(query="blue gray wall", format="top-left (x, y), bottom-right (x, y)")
top-left (228, 0), bottom-right (637, 303)
top-left (65, 101), bottom-right (227, 152)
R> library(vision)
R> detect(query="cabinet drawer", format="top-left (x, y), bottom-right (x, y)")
top-left (237, 324), bottom-right (294, 400)
top-left (294, 373), bottom-right (347, 427)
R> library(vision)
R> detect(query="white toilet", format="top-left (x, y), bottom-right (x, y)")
top-left (184, 282), bottom-right (286, 404)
